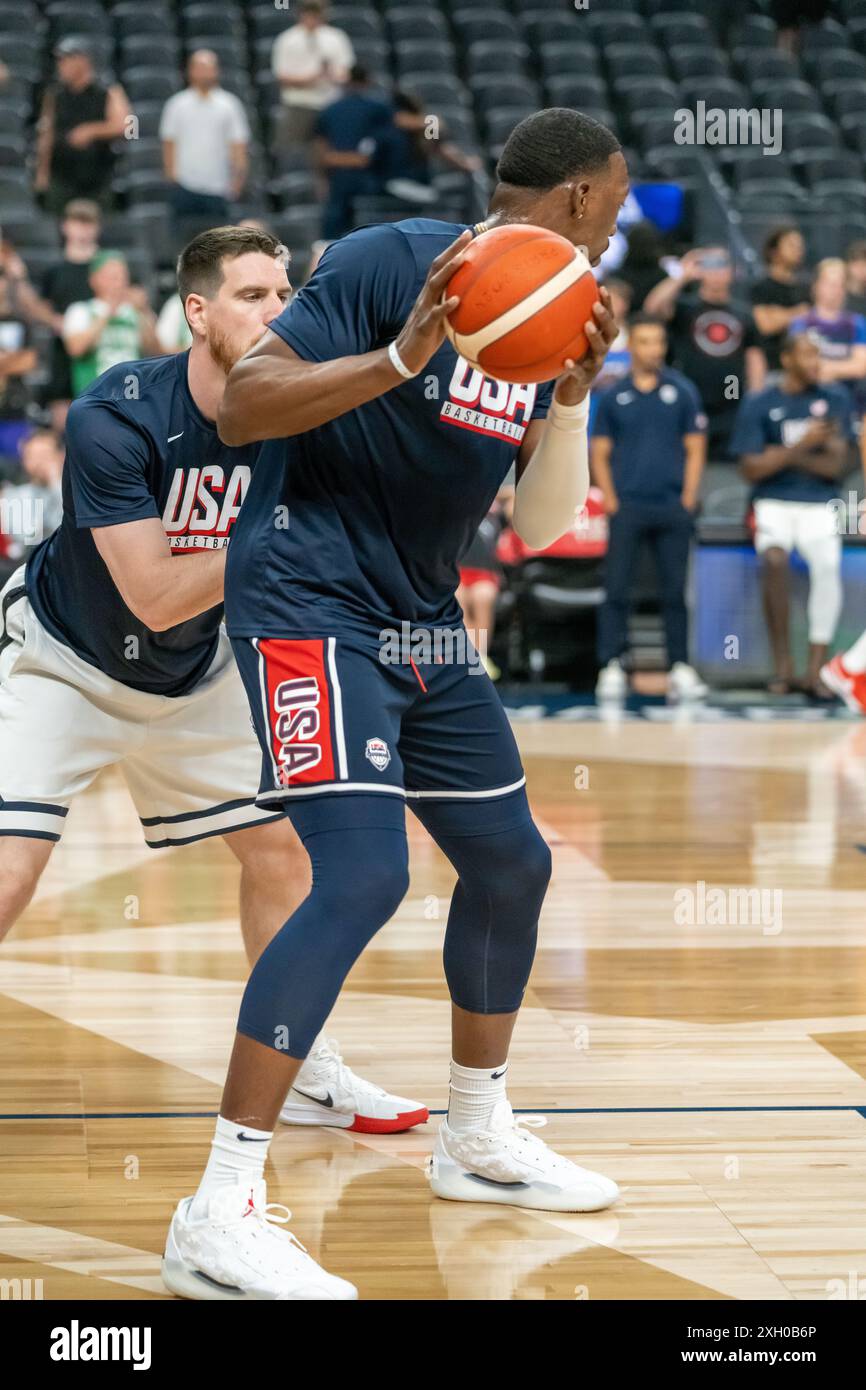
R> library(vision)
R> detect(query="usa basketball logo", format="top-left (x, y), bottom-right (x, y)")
top-left (440, 357), bottom-right (537, 443)
top-left (365, 738), bottom-right (391, 771)
top-left (162, 464), bottom-right (251, 551)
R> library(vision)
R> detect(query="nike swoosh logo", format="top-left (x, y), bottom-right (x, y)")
top-left (490, 1068), bottom-right (508, 1079)
top-left (291, 1086), bottom-right (334, 1108)
top-left (167, 431), bottom-right (184, 442)
top-left (467, 1173), bottom-right (529, 1189)
top-left (236, 1132), bottom-right (270, 1142)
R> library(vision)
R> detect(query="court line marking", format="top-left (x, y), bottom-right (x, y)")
top-left (2, 1106), bottom-right (866, 1120)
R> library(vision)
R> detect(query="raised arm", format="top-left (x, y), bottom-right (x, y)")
top-left (511, 290), bottom-right (617, 550)
top-left (217, 229), bottom-right (472, 445)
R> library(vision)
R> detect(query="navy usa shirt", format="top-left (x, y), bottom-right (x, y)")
top-left (591, 368), bottom-right (706, 504)
top-left (730, 382), bottom-right (853, 504)
top-left (224, 219), bottom-right (554, 640)
top-left (27, 351), bottom-right (259, 696)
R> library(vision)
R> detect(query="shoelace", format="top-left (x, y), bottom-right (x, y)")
top-left (492, 1113), bottom-right (548, 1150)
top-left (309, 1035), bottom-right (386, 1101)
top-left (222, 1198), bottom-right (308, 1254)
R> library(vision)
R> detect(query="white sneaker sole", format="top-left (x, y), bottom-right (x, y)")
top-left (819, 663), bottom-right (864, 714)
top-left (161, 1255), bottom-right (358, 1300)
top-left (427, 1151), bottom-right (619, 1213)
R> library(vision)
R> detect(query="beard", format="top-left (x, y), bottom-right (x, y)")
top-left (206, 323), bottom-right (258, 376)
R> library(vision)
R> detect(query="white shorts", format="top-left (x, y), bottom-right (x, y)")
top-left (0, 568), bottom-right (282, 848)
top-left (753, 498), bottom-right (841, 563)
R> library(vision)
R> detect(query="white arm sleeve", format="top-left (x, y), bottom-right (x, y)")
top-left (511, 394), bottom-right (591, 550)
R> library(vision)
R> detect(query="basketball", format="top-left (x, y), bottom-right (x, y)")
top-left (443, 224), bottom-right (600, 384)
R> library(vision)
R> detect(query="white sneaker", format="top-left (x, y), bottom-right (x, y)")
top-left (426, 1099), bottom-right (619, 1213)
top-left (162, 1179), bottom-right (358, 1301)
top-left (596, 659), bottom-right (627, 701)
top-left (279, 1035), bottom-right (429, 1133)
top-left (668, 662), bottom-right (708, 701)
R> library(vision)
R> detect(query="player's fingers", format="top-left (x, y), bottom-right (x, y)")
top-left (592, 301), bottom-right (618, 347)
top-left (584, 317), bottom-right (607, 360)
top-left (428, 295), bottom-right (460, 323)
top-left (427, 251), bottom-right (469, 298)
top-left (427, 229), bottom-right (473, 279)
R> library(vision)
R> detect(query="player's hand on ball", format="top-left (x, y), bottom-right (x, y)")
top-left (554, 287), bottom-right (618, 406)
top-left (392, 229), bottom-right (472, 376)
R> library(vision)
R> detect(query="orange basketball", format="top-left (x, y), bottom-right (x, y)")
top-left (443, 224), bottom-right (599, 384)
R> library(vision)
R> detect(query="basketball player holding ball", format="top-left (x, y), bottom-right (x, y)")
top-left (163, 108), bottom-right (629, 1301)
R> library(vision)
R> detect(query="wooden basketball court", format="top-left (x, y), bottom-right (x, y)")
top-left (2, 712), bottom-right (866, 1301)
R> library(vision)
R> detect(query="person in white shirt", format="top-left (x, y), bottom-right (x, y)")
top-left (160, 50), bottom-right (250, 228)
top-left (271, 0), bottom-right (354, 158)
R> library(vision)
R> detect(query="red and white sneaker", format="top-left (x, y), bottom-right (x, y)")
top-left (279, 1035), bottom-right (429, 1134)
top-left (820, 655), bottom-right (866, 714)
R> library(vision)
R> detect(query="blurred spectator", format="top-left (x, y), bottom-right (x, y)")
top-left (34, 37), bottom-right (131, 216)
top-left (790, 258), bottom-right (866, 476)
top-left (156, 293), bottom-right (193, 354)
top-left (845, 241), bottom-right (866, 317)
top-left (272, 1), bottom-right (354, 160)
top-left (645, 246), bottom-right (766, 460)
top-left (732, 334), bottom-right (850, 697)
top-left (591, 315), bottom-right (708, 702)
top-left (63, 251), bottom-right (161, 397)
top-left (0, 430), bottom-right (64, 572)
top-left (0, 251), bottom-right (38, 464)
top-left (314, 66), bottom-right (392, 240)
top-left (616, 221), bottom-right (668, 312)
top-left (457, 490), bottom-right (512, 682)
top-left (161, 51), bottom-right (250, 231)
top-left (750, 226), bottom-right (810, 373)
top-left (371, 91), bottom-right (482, 205)
top-left (772, 0), bottom-right (832, 57)
top-left (27, 199), bottom-right (103, 435)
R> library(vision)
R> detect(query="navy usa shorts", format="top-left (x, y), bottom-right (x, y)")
top-left (230, 628), bottom-right (525, 806)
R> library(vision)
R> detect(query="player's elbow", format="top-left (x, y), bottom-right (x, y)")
top-left (512, 509), bottom-right (561, 552)
top-left (123, 591), bottom-right (174, 632)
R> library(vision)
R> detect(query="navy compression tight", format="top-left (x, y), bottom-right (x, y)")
top-left (236, 789), bottom-right (552, 1059)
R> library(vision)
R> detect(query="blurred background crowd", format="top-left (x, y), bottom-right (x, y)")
top-left (4, 0), bottom-right (866, 699)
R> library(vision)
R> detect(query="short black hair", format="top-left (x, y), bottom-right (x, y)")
top-left (628, 312), bottom-right (666, 334)
top-left (177, 225), bottom-right (286, 302)
top-left (779, 331), bottom-right (805, 358)
top-left (763, 224), bottom-right (800, 262)
top-left (496, 108), bottom-right (621, 191)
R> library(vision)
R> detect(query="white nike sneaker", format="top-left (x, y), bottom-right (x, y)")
top-left (427, 1100), bottom-right (619, 1213)
top-left (279, 1035), bottom-right (429, 1133)
top-left (596, 658), bottom-right (627, 701)
top-left (162, 1179), bottom-right (358, 1301)
top-left (668, 662), bottom-right (708, 701)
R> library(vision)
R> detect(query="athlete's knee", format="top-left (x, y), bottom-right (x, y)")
top-left (0, 836), bottom-right (55, 938)
top-left (315, 848), bottom-right (410, 926)
top-left (457, 818), bottom-right (551, 915)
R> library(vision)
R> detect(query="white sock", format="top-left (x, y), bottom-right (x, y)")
top-left (447, 1059), bottom-right (508, 1133)
top-left (190, 1116), bottom-right (273, 1219)
top-left (844, 629), bottom-right (866, 673)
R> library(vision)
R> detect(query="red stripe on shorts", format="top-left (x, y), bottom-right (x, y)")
top-left (258, 638), bottom-right (336, 787)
